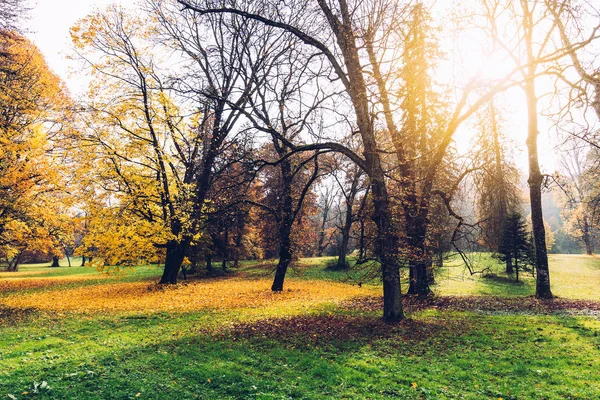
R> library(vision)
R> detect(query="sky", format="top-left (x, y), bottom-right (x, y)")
top-left (25, 0), bottom-right (133, 94)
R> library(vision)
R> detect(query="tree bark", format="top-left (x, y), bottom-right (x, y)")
top-left (506, 257), bottom-right (514, 274)
top-left (206, 253), bottom-right (213, 273)
top-left (50, 256), bottom-right (60, 267)
top-left (316, 199), bottom-right (330, 257)
top-left (426, 257), bottom-right (435, 284)
top-left (272, 159), bottom-right (295, 292)
top-left (158, 240), bottom-right (189, 284)
top-left (6, 253), bottom-right (21, 272)
top-left (334, 175), bottom-right (359, 270)
top-left (221, 226), bottom-right (229, 271)
top-left (582, 223), bottom-right (594, 255)
top-left (434, 250), bottom-right (443, 268)
top-left (271, 210), bottom-right (293, 291)
top-left (81, 256), bottom-right (86, 267)
top-left (524, 71), bottom-right (552, 298)
top-left (233, 210), bottom-right (245, 268)
top-left (406, 212), bottom-right (432, 296)
top-left (335, 214), bottom-right (351, 270)
top-left (370, 175), bottom-right (404, 323)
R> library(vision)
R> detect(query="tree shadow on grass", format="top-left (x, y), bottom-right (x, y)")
top-left (3, 308), bottom-right (598, 399)
top-left (0, 305), bottom-right (38, 326)
top-left (216, 313), bottom-right (472, 350)
top-left (475, 272), bottom-right (534, 297)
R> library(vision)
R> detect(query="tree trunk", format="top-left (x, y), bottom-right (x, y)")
top-left (334, 202), bottom-right (351, 270)
top-left (357, 188), bottom-right (369, 261)
top-left (434, 250), bottom-right (444, 268)
top-left (272, 159), bottom-right (295, 291)
top-left (582, 224), bottom-right (594, 255)
top-left (65, 251), bottom-right (71, 267)
top-left (158, 240), bottom-right (188, 284)
top-left (524, 78), bottom-right (552, 298)
top-left (271, 247), bottom-right (292, 292)
top-left (81, 256), bottom-right (86, 267)
top-left (233, 211), bottom-right (245, 268)
top-left (370, 176), bottom-right (404, 323)
top-left (406, 213), bottom-right (431, 296)
top-left (221, 227), bottom-right (229, 271)
top-left (584, 240), bottom-right (594, 255)
top-left (426, 256), bottom-right (435, 284)
top-left (206, 253), bottom-right (213, 273)
top-left (506, 257), bottom-right (514, 274)
top-left (316, 202), bottom-right (329, 257)
top-left (6, 253), bottom-right (21, 272)
top-left (522, 1), bottom-right (552, 299)
top-left (190, 255), bottom-right (198, 274)
top-left (272, 219), bottom-right (293, 291)
top-left (334, 195), bottom-right (355, 270)
top-left (50, 256), bottom-right (60, 267)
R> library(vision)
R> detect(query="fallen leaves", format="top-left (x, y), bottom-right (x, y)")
top-left (0, 305), bottom-right (38, 326)
top-left (220, 313), bottom-right (468, 346)
top-left (0, 277), bottom-right (377, 314)
top-left (342, 295), bottom-right (600, 316)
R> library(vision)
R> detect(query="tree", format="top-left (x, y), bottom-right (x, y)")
top-left (253, 146), bottom-right (322, 291)
top-left (474, 101), bottom-right (521, 272)
top-left (177, 0), bottom-right (532, 319)
top-left (0, 0), bottom-right (29, 30)
top-left (480, 0), bottom-right (568, 298)
top-left (72, 3), bottom-right (270, 283)
top-left (498, 212), bottom-right (534, 282)
top-left (556, 147), bottom-right (598, 254)
top-left (545, 0), bottom-right (600, 122)
top-left (71, 7), bottom-right (200, 279)
top-left (0, 31), bottom-right (72, 271)
top-left (315, 182), bottom-right (338, 258)
top-left (331, 159), bottom-right (365, 270)
top-left (177, 0), bottom-right (406, 322)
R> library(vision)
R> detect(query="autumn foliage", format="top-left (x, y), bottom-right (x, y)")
top-left (0, 30), bottom-right (73, 269)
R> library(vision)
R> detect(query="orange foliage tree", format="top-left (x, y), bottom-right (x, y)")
top-left (0, 30), bottom-right (73, 271)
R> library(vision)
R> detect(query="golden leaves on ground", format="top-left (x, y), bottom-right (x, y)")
top-left (1, 277), bottom-right (377, 315)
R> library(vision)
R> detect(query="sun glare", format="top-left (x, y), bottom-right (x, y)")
top-left (446, 22), bottom-right (558, 174)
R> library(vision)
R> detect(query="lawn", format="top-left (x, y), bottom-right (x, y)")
top-left (1, 255), bottom-right (599, 399)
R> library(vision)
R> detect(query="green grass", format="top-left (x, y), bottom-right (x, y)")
top-left (1, 254), bottom-right (599, 399)
top-left (0, 258), bottom-right (163, 281)
top-left (434, 253), bottom-right (600, 300)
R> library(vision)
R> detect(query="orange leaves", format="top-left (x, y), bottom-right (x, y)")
top-left (1, 276), bottom-right (377, 315)
top-left (0, 31), bottom-right (73, 263)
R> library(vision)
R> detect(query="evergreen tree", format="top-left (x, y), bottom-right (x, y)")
top-left (497, 212), bottom-right (534, 282)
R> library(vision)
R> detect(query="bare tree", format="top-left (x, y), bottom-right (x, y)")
top-left (545, 0), bottom-right (600, 121)
top-left (329, 154), bottom-right (366, 270)
top-left (556, 146), bottom-right (599, 254)
top-left (177, 0), bottom-right (407, 321)
top-left (0, 0), bottom-right (29, 31)
top-left (316, 182), bottom-right (338, 257)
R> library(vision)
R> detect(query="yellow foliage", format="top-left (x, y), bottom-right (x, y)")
top-left (1, 277), bottom-right (377, 315)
